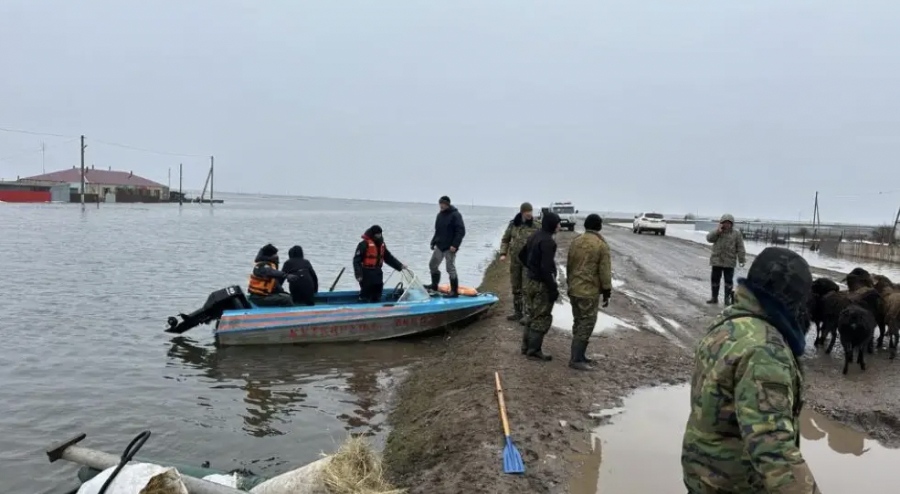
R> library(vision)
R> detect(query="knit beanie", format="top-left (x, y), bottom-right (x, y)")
top-left (584, 214), bottom-right (603, 231)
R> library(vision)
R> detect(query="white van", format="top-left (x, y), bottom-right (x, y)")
top-left (538, 201), bottom-right (578, 231)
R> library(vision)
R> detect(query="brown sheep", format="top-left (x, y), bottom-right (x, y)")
top-left (844, 268), bottom-right (889, 349)
top-left (820, 270), bottom-right (885, 354)
top-left (872, 274), bottom-right (900, 357)
top-left (808, 277), bottom-right (840, 345)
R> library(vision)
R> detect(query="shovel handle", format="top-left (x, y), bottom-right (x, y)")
top-left (495, 372), bottom-right (511, 437)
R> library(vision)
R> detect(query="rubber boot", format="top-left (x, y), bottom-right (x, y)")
top-left (521, 327), bottom-right (529, 355)
top-left (507, 299), bottom-right (523, 321)
top-left (569, 340), bottom-right (591, 371)
top-left (706, 284), bottom-right (720, 304)
top-left (723, 285), bottom-right (735, 306)
top-left (526, 330), bottom-right (552, 361)
top-left (447, 277), bottom-right (460, 298)
top-left (582, 340), bottom-right (594, 364)
top-left (425, 272), bottom-right (440, 291)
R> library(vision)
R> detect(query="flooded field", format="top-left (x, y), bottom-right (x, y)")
top-left (0, 194), bottom-right (510, 493)
top-left (578, 385), bottom-right (897, 493)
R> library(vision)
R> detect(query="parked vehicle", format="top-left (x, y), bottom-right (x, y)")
top-left (538, 201), bottom-right (578, 231)
top-left (633, 212), bottom-right (667, 235)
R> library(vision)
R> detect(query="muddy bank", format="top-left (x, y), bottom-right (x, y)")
top-left (383, 231), bottom-right (692, 493)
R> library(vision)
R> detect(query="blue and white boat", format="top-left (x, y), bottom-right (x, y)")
top-left (165, 270), bottom-right (499, 346)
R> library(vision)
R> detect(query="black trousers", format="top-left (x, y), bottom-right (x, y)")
top-left (711, 266), bottom-right (735, 289)
top-left (359, 268), bottom-right (385, 303)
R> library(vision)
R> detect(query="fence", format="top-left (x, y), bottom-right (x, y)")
top-left (734, 224), bottom-right (899, 264)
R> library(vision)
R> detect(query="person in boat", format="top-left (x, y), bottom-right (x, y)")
top-left (353, 225), bottom-right (407, 303)
top-left (425, 195), bottom-right (466, 297)
top-left (282, 245), bottom-right (319, 306)
top-left (499, 202), bottom-right (541, 324)
top-left (247, 243), bottom-right (295, 307)
top-left (565, 213), bottom-right (612, 371)
top-left (682, 247), bottom-right (819, 494)
top-left (517, 211), bottom-right (561, 361)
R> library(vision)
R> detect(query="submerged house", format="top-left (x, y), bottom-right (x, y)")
top-left (14, 166), bottom-right (169, 203)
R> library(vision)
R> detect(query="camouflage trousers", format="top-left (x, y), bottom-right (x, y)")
top-left (523, 277), bottom-right (553, 335)
top-left (509, 259), bottom-right (525, 304)
top-left (570, 295), bottom-right (599, 343)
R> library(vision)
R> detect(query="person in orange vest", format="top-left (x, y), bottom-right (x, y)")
top-left (353, 225), bottom-right (407, 303)
top-left (247, 243), bottom-right (295, 307)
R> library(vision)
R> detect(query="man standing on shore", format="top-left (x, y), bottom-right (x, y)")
top-left (426, 196), bottom-right (466, 297)
top-left (499, 202), bottom-right (541, 328)
top-left (682, 246), bottom-right (819, 493)
top-left (518, 211), bottom-right (561, 361)
top-left (706, 213), bottom-right (746, 306)
top-left (565, 214), bottom-right (612, 371)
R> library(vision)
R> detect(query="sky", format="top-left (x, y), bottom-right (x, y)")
top-left (1, 0), bottom-right (899, 224)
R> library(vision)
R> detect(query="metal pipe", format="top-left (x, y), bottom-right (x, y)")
top-left (60, 445), bottom-right (246, 494)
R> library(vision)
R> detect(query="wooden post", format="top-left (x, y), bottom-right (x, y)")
top-left (209, 155), bottom-right (214, 205)
top-left (891, 205), bottom-right (900, 246)
top-left (80, 135), bottom-right (85, 208)
top-left (178, 163), bottom-right (183, 206)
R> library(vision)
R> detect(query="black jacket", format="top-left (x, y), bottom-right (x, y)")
top-left (519, 212), bottom-right (560, 290)
top-left (252, 248), bottom-right (287, 294)
top-left (282, 245), bottom-right (319, 293)
top-left (353, 227), bottom-right (404, 279)
top-left (431, 205), bottom-right (466, 252)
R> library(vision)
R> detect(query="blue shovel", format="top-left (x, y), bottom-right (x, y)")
top-left (494, 371), bottom-right (525, 474)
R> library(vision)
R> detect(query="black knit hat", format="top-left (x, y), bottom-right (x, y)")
top-left (439, 196), bottom-right (451, 205)
top-left (259, 243), bottom-right (278, 257)
top-left (584, 214), bottom-right (603, 231)
top-left (746, 247), bottom-right (812, 316)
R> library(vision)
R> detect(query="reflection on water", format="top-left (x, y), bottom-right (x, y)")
top-left (166, 337), bottom-right (422, 439)
top-left (573, 384), bottom-right (897, 494)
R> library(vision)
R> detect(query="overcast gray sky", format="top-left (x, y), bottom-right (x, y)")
top-left (1, 0), bottom-right (898, 223)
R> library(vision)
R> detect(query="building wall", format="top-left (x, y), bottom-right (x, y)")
top-left (0, 190), bottom-right (51, 202)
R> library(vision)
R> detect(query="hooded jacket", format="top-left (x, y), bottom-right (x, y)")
top-left (282, 245), bottom-right (319, 293)
top-left (353, 225), bottom-right (404, 280)
top-left (431, 205), bottom-right (466, 251)
top-left (519, 212), bottom-right (560, 290)
top-left (251, 243), bottom-right (287, 294)
top-left (499, 212), bottom-right (541, 258)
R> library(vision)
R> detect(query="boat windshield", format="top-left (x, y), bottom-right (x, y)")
top-left (397, 268), bottom-right (431, 303)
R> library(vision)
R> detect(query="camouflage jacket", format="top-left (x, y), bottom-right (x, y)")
top-left (500, 215), bottom-right (541, 260)
top-left (707, 228), bottom-right (747, 267)
top-left (566, 231), bottom-right (612, 299)
top-left (682, 286), bottom-right (819, 494)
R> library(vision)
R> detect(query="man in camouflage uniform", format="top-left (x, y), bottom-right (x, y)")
top-left (682, 247), bottom-right (820, 494)
top-left (565, 214), bottom-right (612, 371)
top-left (706, 213), bottom-right (747, 305)
top-left (518, 212), bottom-right (561, 361)
top-left (499, 202), bottom-right (541, 331)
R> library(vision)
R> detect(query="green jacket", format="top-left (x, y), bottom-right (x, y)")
top-left (500, 215), bottom-right (541, 260)
top-left (566, 231), bottom-right (612, 299)
top-left (682, 286), bottom-right (819, 494)
top-left (707, 228), bottom-right (746, 267)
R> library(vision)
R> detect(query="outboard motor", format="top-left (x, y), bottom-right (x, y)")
top-left (165, 285), bottom-right (252, 334)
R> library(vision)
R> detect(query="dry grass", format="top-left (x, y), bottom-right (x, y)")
top-left (320, 436), bottom-right (406, 494)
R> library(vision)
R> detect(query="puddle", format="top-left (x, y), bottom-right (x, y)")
top-left (552, 299), bottom-right (637, 333)
top-left (574, 384), bottom-right (896, 493)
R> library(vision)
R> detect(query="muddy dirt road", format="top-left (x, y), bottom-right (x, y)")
top-left (383, 225), bottom-right (900, 494)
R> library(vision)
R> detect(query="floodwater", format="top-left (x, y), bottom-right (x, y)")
top-left (0, 194), bottom-right (510, 494)
top-left (573, 384), bottom-right (896, 493)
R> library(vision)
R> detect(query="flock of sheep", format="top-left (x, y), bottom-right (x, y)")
top-left (808, 267), bottom-right (900, 374)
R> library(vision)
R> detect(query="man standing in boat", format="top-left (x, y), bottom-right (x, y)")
top-left (353, 225), bottom-right (407, 303)
top-left (247, 244), bottom-right (295, 307)
top-left (425, 196), bottom-right (466, 297)
top-left (518, 212), bottom-right (561, 361)
top-left (499, 202), bottom-right (541, 326)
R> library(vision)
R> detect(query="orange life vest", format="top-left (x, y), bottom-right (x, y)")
top-left (362, 237), bottom-right (386, 269)
top-left (247, 261), bottom-right (278, 296)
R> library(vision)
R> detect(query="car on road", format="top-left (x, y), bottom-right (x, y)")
top-left (633, 212), bottom-right (667, 235)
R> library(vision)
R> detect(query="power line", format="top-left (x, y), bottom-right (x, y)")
top-left (91, 138), bottom-right (207, 158)
top-left (0, 137), bottom-right (80, 162)
top-left (0, 126), bottom-right (75, 138)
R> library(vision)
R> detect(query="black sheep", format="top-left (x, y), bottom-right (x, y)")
top-left (809, 277), bottom-right (840, 344)
top-left (844, 271), bottom-right (888, 349)
top-left (837, 298), bottom-right (878, 374)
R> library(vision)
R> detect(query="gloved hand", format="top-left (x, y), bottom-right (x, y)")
top-left (601, 289), bottom-right (611, 308)
top-left (549, 287), bottom-right (560, 303)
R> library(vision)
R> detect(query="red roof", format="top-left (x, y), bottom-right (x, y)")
top-left (20, 168), bottom-right (165, 188)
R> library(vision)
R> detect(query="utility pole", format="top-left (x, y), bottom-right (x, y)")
top-left (811, 191), bottom-right (820, 240)
top-left (168, 167), bottom-right (171, 190)
top-left (891, 205), bottom-right (900, 246)
top-left (40, 141), bottom-right (46, 174)
top-left (80, 135), bottom-right (86, 208)
top-left (210, 155), bottom-right (214, 206)
top-left (178, 163), bottom-right (183, 206)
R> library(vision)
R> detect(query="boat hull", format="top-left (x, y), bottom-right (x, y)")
top-left (214, 293), bottom-right (498, 346)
